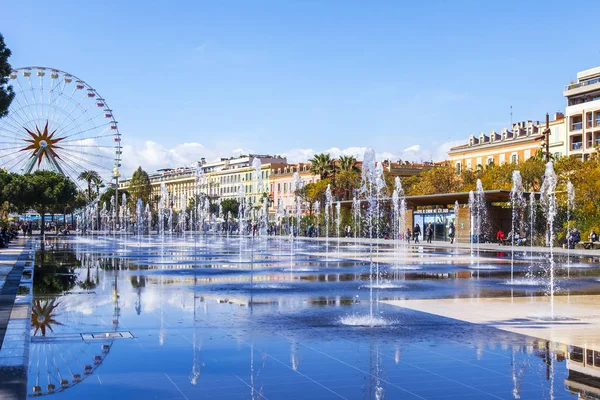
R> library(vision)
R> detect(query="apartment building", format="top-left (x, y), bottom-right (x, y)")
top-left (119, 155), bottom-right (288, 210)
top-left (563, 66), bottom-right (600, 159)
top-left (448, 115), bottom-right (567, 172)
top-left (270, 163), bottom-right (319, 213)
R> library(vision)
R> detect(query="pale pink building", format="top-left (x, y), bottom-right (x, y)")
top-left (269, 163), bottom-right (319, 214)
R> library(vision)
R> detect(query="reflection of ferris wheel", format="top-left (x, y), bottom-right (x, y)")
top-left (28, 260), bottom-right (121, 397)
top-left (0, 66), bottom-right (122, 187)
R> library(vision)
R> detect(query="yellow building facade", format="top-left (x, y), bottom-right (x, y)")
top-left (448, 115), bottom-right (567, 172)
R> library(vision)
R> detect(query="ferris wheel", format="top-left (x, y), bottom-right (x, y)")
top-left (0, 66), bottom-right (122, 187)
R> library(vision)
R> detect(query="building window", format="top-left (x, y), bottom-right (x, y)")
top-left (455, 163), bottom-right (462, 173)
top-left (499, 154), bottom-right (505, 165)
top-left (524, 150), bottom-right (531, 160)
top-left (511, 153), bottom-right (518, 164)
top-left (486, 157), bottom-right (494, 166)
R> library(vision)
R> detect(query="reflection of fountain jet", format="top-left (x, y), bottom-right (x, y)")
top-left (361, 341), bottom-right (385, 400)
top-left (565, 346), bottom-right (600, 399)
top-left (290, 342), bottom-right (301, 371)
top-left (249, 344), bottom-right (265, 400)
top-left (510, 346), bottom-right (527, 399)
top-left (131, 275), bottom-right (146, 315)
top-left (189, 292), bottom-right (204, 384)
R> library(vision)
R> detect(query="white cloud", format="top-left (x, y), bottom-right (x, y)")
top-left (119, 139), bottom-right (463, 179)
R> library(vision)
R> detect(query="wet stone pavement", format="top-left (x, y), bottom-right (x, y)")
top-left (19, 235), bottom-right (600, 399)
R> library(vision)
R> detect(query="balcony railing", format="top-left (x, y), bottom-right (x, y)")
top-left (572, 142), bottom-right (583, 150)
top-left (596, 138), bottom-right (600, 146)
top-left (571, 122), bottom-right (583, 131)
top-left (565, 76), bottom-right (600, 91)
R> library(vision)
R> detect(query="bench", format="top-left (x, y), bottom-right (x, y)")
top-left (578, 241), bottom-right (600, 250)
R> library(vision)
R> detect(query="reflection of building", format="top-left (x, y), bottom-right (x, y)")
top-left (564, 66), bottom-right (600, 160)
top-left (566, 346), bottom-right (600, 399)
top-left (448, 114), bottom-right (567, 172)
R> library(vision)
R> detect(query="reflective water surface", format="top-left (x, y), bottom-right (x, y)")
top-left (27, 235), bottom-right (600, 399)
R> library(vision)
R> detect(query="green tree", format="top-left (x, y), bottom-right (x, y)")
top-left (338, 155), bottom-right (359, 173)
top-left (0, 33), bottom-right (15, 119)
top-left (309, 153), bottom-right (335, 179)
top-left (77, 170), bottom-right (101, 201)
top-left (299, 178), bottom-right (330, 214)
top-left (22, 170), bottom-right (77, 236)
top-left (128, 167), bottom-right (152, 212)
top-left (100, 187), bottom-right (129, 208)
top-left (220, 198), bottom-right (239, 221)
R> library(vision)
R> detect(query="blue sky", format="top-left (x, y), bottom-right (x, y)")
top-left (3, 0), bottom-right (600, 174)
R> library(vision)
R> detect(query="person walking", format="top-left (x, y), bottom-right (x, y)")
top-left (449, 222), bottom-right (455, 244)
top-left (426, 223), bottom-right (433, 243)
top-left (405, 228), bottom-right (411, 243)
top-left (413, 224), bottom-right (421, 243)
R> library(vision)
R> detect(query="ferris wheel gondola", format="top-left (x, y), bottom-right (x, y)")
top-left (0, 66), bottom-right (122, 188)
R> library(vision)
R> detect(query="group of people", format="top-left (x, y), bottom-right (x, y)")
top-left (0, 225), bottom-right (19, 248)
top-left (496, 229), bottom-right (527, 246)
top-left (402, 222), bottom-right (456, 244)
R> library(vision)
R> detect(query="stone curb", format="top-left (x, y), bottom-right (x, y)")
top-left (0, 239), bottom-right (35, 400)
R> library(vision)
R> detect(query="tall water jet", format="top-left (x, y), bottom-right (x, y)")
top-left (392, 177), bottom-right (406, 266)
top-left (121, 193), bottom-right (128, 233)
top-left (110, 196), bottom-right (116, 233)
top-left (136, 199), bottom-right (143, 245)
top-left (468, 191), bottom-right (475, 262)
top-left (251, 158), bottom-right (267, 236)
top-left (158, 183), bottom-right (167, 238)
top-left (468, 180), bottom-right (487, 268)
top-left (360, 149), bottom-right (379, 324)
top-left (454, 200), bottom-right (459, 245)
top-left (180, 195), bottom-right (188, 235)
top-left (352, 195), bottom-right (360, 240)
top-left (293, 172), bottom-right (303, 238)
top-left (566, 181), bottom-right (575, 272)
top-left (374, 162), bottom-right (387, 287)
top-left (325, 184), bottom-right (333, 255)
top-left (335, 201), bottom-right (341, 255)
top-left (540, 162), bottom-right (558, 317)
top-left (314, 200), bottom-right (320, 237)
top-left (528, 193), bottom-right (536, 268)
top-left (510, 171), bottom-right (525, 284)
top-left (145, 204), bottom-right (151, 235)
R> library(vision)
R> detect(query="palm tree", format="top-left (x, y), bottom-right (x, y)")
top-left (93, 176), bottom-right (105, 197)
top-left (309, 153), bottom-right (335, 179)
top-left (77, 170), bottom-right (101, 201)
top-left (338, 155), bottom-right (359, 173)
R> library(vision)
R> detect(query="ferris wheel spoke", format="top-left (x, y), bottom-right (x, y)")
top-left (0, 148), bottom-right (28, 160)
top-left (14, 77), bottom-right (36, 121)
top-left (59, 121), bottom-right (112, 141)
top-left (60, 146), bottom-right (115, 160)
top-left (59, 91), bottom-right (92, 131)
top-left (51, 89), bottom-right (93, 132)
top-left (25, 76), bottom-right (43, 124)
top-left (61, 133), bottom-right (118, 143)
top-left (47, 77), bottom-right (63, 123)
top-left (54, 102), bottom-right (102, 139)
top-left (59, 151), bottom-right (112, 176)
top-left (4, 94), bottom-right (32, 129)
top-left (0, 111), bottom-right (30, 137)
top-left (5, 150), bottom-right (33, 172)
top-left (0, 145), bottom-right (30, 152)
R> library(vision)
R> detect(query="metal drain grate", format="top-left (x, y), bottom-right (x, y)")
top-left (81, 331), bottom-right (134, 340)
